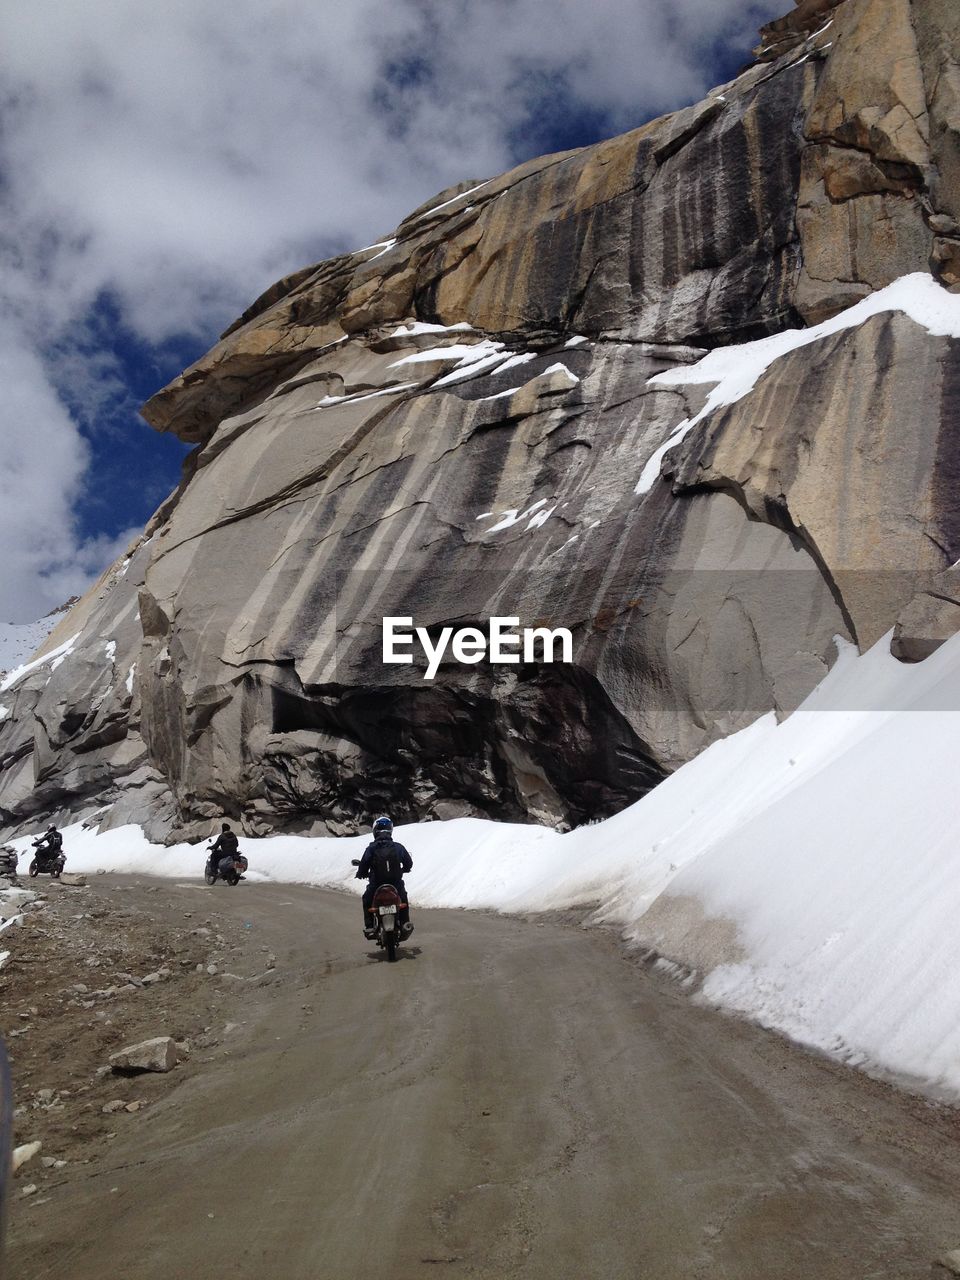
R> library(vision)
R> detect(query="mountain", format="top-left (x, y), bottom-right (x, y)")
top-left (1, 0), bottom-right (958, 844)
top-left (0, 605), bottom-right (72, 682)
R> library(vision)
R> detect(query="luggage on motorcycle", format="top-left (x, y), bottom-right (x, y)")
top-left (206, 852), bottom-right (247, 886)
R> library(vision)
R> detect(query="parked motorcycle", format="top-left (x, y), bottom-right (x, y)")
top-left (204, 844), bottom-right (248, 886)
top-left (28, 840), bottom-right (64, 879)
top-left (352, 859), bottom-right (407, 962)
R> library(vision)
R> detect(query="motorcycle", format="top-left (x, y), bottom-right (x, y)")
top-left (0, 846), bottom-right (18, 880)
top-left (352, 860), bottom-right (407, 962)
top-left (204, 844), bottom-right (248, 886)
top-left (28, 840), bottom-right (64, 879)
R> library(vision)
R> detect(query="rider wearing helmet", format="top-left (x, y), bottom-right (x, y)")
top-left (355, 816), bottom-right (413, 939)
top-left (32, 825), bottom-right (63, 867)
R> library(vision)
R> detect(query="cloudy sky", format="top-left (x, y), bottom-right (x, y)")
top-left (0, 0), bottom-right (785, 622)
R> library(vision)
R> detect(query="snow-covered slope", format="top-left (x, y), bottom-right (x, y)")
top-left (0, 613), bottom-right (65, 722)
top-left (0, 616), bottom-right (61, 680)
top-left (16, 628), bottom-right (960, 1099)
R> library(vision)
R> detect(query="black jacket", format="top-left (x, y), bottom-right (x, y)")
top-left (356, 836), bottom-right (412, 888)
top-left (211, 830), bottom-right (239, 858)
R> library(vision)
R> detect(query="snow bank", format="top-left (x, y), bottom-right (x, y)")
top-left (17, 628), bottom-right (960, 1098)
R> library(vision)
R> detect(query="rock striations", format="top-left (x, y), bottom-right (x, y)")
top-left (2, 0), bottom-right (959, 842)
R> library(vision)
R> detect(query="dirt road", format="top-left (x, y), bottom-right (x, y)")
top-left (9, 878), bottom-right (960, 1279)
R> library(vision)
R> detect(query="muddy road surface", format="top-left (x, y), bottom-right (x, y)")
top-left (8, 877), bottom-right (960, 1279)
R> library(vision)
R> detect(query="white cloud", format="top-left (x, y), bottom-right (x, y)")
top-left (0, 0), bottom-right (784, 620)
top-left (0, 318), bottom-right (139, 618)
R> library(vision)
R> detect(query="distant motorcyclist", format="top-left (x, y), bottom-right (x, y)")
top-left (32, 825), bottom-right (63, 869)
top-left (356, 816), bottom-right (413, 939)
top-left (207, 822), bottom-right (241, 877)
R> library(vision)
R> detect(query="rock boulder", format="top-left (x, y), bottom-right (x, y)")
top-left (109, 1036), bottom-right (180, 1074)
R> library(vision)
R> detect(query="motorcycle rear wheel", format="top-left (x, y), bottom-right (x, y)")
top-left (385, 934), bottom-right (398, 962)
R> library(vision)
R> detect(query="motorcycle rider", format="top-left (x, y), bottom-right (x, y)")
top-left (32, 825), bottom-right (63, 870)
top-left (208, 822), bottom-right (240, 878)
top-left (355, 816), bottom-right (413, 939)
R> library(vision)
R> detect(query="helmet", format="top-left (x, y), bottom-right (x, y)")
top-left (46, 825), bottom-right (57, 833)
top-left (221, 822), bottom-right (231, 831)
top-left (373, 815), bottom-right (392, 835)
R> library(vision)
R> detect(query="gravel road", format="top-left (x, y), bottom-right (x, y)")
top-left (10, 877), bottom-right (960, 1279)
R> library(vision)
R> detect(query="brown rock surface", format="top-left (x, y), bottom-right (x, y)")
top-left (804, 0), bottom-right (929, 167)
top-left (141, 51), bottom-right (819, 445)
top-left (794, 0), bottom-right (934, 321)
top-left (756, 0), bottom-right (845, 61)
top-left (912, 0), bottom-right (960, 227)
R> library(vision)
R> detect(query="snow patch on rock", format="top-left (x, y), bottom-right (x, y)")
top-left (637, 273), bottom-right (960, 495)
top-left (0, 632), bottom-right (82, 695)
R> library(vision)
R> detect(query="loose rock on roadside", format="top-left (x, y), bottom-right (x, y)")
top-left (109, 1035), bottom-right (184, 1074)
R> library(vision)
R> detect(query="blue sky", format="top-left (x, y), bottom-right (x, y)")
top-left (0, 0), bottom-right (785, 621)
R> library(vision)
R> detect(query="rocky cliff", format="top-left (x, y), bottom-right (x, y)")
top-left (2, 0), bottom-right (958, 842)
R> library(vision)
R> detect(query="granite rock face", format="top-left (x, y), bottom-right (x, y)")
top-left (794, 0), bottom-right (938, 321)
top-left (666, 310), bottom-right (960, 651)
top-left (0, 534), bottom-right (176, 838)
top-left (130, 333), bottom-right (850, 837)
top-left (2, 0), bottom-right (959, 841)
